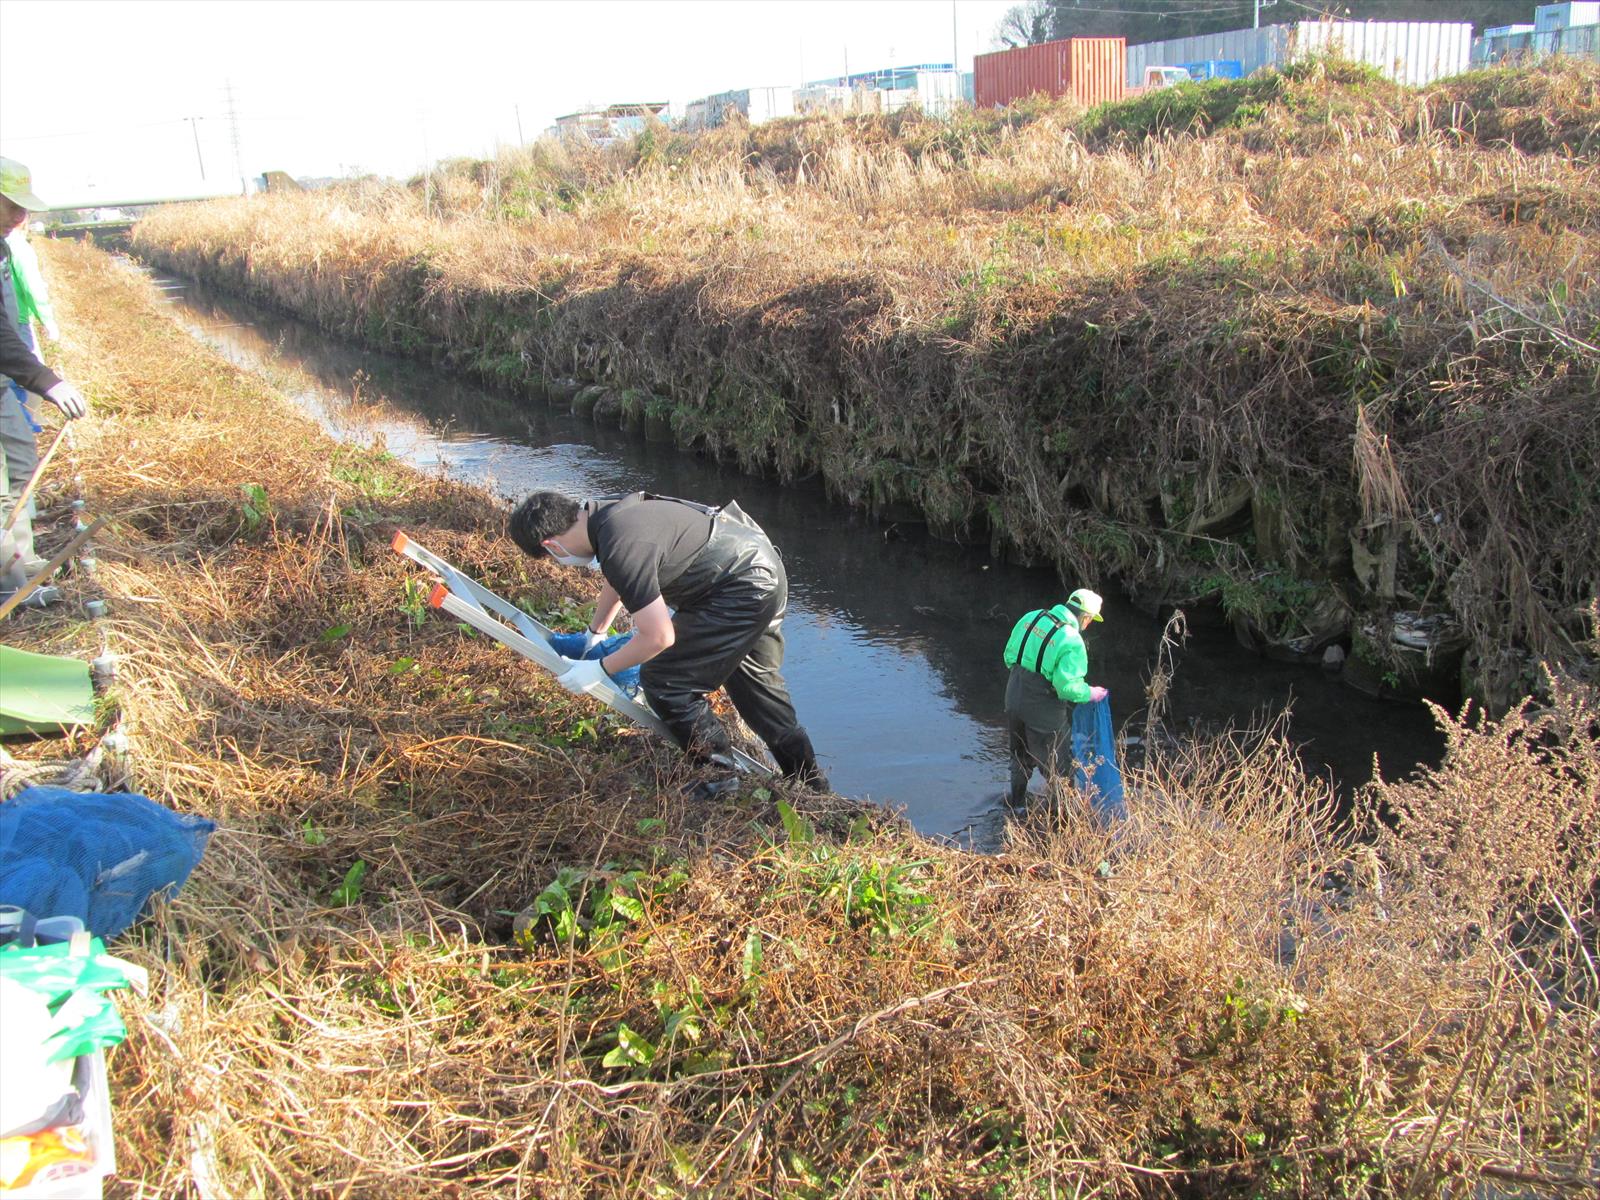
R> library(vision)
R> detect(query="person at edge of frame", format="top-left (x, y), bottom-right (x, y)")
top-left (0, 155), bottom-right (89, 610)
top-left (508, 489), bottom-right (827, 798)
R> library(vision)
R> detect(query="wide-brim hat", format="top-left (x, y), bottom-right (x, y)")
top-left (0, 157), bottom-right (48, 210)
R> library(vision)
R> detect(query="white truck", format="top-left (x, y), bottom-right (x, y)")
top-left (1139, 65), bottom-right (1194, 92)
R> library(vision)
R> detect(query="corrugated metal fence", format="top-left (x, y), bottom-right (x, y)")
top-left (1126, 21), bottom-right (1472, 88)
top-left (1126, 26), bottom-right (1290, 86)
top-left (1296, 21), bottom-right (1473, 85)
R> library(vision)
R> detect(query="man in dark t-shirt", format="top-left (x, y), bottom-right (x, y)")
top-left (508, 490), bottom-right (826, 791)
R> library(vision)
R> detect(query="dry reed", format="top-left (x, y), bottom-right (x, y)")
top-left (1, 239), bottom-right (1592, 1197)
top-left (131, 61), bottom-right (1600, 712)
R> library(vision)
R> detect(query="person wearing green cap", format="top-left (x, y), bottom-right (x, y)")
top-left (1, 155), bottom-right (89, 607)
top-left (1001, 587), bottom-right (1109, 807)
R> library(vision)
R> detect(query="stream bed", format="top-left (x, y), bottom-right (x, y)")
top-left (153, 270), bottom-right (1445, 846)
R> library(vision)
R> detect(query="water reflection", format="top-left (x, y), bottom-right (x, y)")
top-left (154, 272), bottom-right (1444, 845)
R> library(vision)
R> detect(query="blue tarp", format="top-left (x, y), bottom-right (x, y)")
top-left (1071, 697), bottom-right (1126, 821)
top-left (0, 787), bottom-right (216, 939)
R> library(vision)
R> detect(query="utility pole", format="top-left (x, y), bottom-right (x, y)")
top-left (188, 117), bottom-right (206, 179)
top-left (224, 79), bottom-right (244, 193)
top-left (515, 104), bottom-right (525, 147)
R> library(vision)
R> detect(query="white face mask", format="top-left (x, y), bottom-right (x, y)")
top-left (547, 537), bottom-right (600, 571)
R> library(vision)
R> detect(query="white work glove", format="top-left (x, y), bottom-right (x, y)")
top-left (556, 657), bottom-right (611, 696)
top-left (44, 380), bottom-right (87, 420)
top-left (1088, 686), bottom-right (1109, 703)
top-left (42, 321), bottom-right (61, 342)
top-left (580, 629), bottom-right (605, 654)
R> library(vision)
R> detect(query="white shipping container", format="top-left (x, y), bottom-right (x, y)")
top-left (1127, 20), bottom-right (1470, 88)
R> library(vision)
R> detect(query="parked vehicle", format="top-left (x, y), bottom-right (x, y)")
top-left (1126, 64), bottom-right (1193, 96)
top-left (1144, 65), bottom-right (1194, 89)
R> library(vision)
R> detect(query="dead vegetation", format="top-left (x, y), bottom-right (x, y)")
top-left (131, 59), bottom-right (1600, 711)
top-left (1, 238), bottom-right (1592, 1197)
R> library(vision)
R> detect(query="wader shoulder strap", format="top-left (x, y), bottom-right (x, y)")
top-left (642, 492), bottom-right (766, 536)
top-left (641, 491), bottom-right (720, 517)
top-left (1020, 610), bottom-right (1067, 675)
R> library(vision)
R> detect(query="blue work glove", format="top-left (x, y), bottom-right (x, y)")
top-left (547, 630), bottom-right (642, 694)
top-left (556, 657), bottom-right (611, 696)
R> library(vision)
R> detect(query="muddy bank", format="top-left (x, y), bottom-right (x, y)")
top-left (131, 65), bottom-right (1600, 711)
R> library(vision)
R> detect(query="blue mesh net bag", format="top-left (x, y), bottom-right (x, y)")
top-left (1071, 698), bottom-right (1127, 822)
top-left (0, 787), bottom-right (216, 938)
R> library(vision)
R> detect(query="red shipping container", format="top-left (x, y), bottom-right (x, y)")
top-left (1068, 37), bottom-right (1126, 107)
top-left (974, 37), bottom-right (1126, 109)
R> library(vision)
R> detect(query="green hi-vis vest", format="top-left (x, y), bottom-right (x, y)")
top-left (1003, 604), bottom-right (1092, 704)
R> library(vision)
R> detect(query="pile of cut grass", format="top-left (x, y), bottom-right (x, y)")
top-left (4, 239), bottom-right (1592, 1197)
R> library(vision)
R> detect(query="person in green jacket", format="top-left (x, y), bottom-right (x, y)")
top-left (1002, 588), bottom-right (1108, 807)
top-left (1, 157), bottom-right (87, 606)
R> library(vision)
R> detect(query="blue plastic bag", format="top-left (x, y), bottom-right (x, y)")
top-left (0, 787), bottom-right (216, 939)
top-left (1071, 698), bottom-right (1126, 821)
top-left (546, 631), bottom-right (641, 693)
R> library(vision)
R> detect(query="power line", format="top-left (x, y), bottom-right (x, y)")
top-left (1055, 1), bottom-right (1259, 13)
top-left (2, 116), bottom-right (220, 141)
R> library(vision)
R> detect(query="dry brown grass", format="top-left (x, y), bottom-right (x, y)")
top-left (131, 62), bottom-right (1600, 711)
top-left (2, 240), bottom-right (1593, 1197)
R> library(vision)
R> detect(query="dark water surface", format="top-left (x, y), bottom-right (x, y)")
top-left (152, 271), bottom-right (1444, 846)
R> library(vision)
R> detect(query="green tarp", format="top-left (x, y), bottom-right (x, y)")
top-left (0, 645), bottom-right (95, 735)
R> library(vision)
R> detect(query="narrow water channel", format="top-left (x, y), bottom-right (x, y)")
top-left (150, 270), bottom-right (1444, 845)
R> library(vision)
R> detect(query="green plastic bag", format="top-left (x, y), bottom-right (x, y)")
top-left (0, 938), bottom-right (143, 1061)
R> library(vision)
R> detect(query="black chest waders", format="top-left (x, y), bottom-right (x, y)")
top-left (597, 495), bottom-right (823, 788)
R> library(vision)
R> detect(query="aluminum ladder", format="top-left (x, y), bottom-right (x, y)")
top-left (391, 532), bottom-right (774, 777)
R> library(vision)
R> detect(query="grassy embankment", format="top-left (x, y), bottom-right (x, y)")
top-left (132, 59), bottom-right (1600, 710)
top-left (3, 238), bottom-right (1596, 1196)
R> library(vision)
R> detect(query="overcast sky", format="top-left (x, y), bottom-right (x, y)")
top-left (0, 0), bottom-right (1019, 205)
